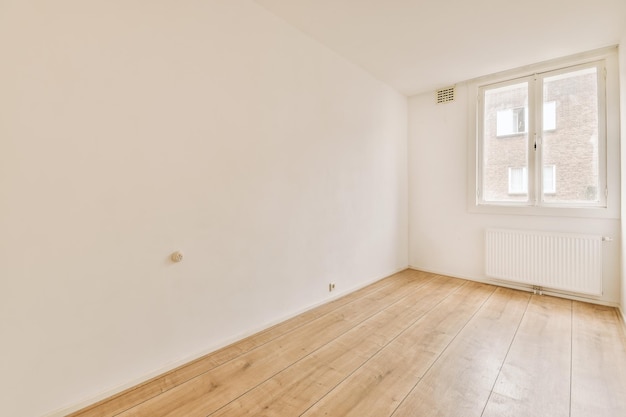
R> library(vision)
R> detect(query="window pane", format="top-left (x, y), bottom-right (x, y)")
top-left (482, 82), bottom-right (529, 202)
top-left (542, 67), bottom-right (599, 203)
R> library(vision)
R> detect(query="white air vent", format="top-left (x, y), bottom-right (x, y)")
top-left (436, 86), bottom-right (455, 104)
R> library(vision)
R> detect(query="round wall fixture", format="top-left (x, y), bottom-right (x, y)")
top-left (171, 251), bottom-right (183, 263)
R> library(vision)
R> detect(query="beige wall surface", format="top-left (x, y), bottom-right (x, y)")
top-left (0, 1), bottom-right (408, 416)
top-left (619, 36), bottom-right (626, 323)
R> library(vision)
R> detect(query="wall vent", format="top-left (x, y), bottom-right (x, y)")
top-left (436, 86), bottom-right (455, 104)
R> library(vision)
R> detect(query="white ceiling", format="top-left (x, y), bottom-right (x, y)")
top-left (255, 0), bottom-right (626, 96)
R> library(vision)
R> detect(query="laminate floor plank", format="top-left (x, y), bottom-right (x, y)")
top-left (570, 301), bottom-right (626, 417)
top-left (210, 275), bottom-right (466, 417)
top-left (481, 295), bottom-right (572, 417)
top-left (301, 281), bottom-right (497, 417)
top-left (116, 271), bottom-right (436, 417)
top-left (390, 287), bottom-right (530, 417)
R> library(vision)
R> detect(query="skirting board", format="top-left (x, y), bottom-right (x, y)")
top-left (407, 266), bottom-right (621, 309)
top-left (44, 265), bottom-right (409, 417)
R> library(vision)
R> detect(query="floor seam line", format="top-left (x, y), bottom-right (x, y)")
top-left (298, 278), bottom-right (471, 416)
top-left (204, 274), bottom-right (440, 417)
top-left (479, 293), bottom-right (532, 417)
top-left (388, 284), bottom-right (498, 417)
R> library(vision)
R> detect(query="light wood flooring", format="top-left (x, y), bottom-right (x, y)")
top-left (70, 269), bottom-right (626, 417)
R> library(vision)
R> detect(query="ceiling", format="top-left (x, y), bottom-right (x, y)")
top-left (255, 0), bottom-right (626, 96)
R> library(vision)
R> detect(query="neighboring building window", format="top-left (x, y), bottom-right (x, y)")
top-left (543, 101), bottom-right (557, 131)
top-left (477, 60), bottom-right (606, 207)
top-left (497, 107), bottom-right (526, 136)
top-left (508, 165), bottom-right (556, 195)
top-left (508, 166), bottom-right (528, 194)
top-left (543, 165), bottom-right (556, 194)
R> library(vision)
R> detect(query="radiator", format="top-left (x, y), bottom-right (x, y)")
top-left (485, 229), bottom-right (603, 296)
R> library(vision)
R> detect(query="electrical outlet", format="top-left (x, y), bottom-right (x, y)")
top-left (329, 283), bottom-right (336, 292)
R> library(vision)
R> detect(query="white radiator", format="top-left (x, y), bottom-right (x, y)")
top-left (485, 229), bottom-right (603, 296)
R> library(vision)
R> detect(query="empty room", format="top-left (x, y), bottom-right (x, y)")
top-left (2, 1), bottom-right (626, 416)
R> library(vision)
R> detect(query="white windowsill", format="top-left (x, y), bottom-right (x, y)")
top-left (468, 202), bottom-right (617, 219)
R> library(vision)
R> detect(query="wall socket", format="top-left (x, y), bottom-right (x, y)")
top-left (329, 282), bottom-right (336, 292)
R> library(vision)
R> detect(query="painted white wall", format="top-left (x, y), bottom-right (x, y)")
top-left (408, 55), bottom-right (622, 307)
top-left (619, 37), bottom-right (626, 323)
top-left (0, 1), bottom-right (408, 416)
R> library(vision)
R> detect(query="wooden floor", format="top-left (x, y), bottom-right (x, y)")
top-left (70, 270), bottom-right (626, 417)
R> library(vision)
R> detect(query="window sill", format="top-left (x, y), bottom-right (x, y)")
top-left (468, 202), bottom-right (617, 219)
top-left (496, 133), bottom-right (526, 139)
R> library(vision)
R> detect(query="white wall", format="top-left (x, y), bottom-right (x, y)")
top-left (408, 57), bottom-right (621, 307)
top-left (619, 37), bottom-right (626, 323)
top-left (0, 1), bottom-right (408, 416)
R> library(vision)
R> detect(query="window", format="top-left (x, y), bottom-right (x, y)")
top-left (477, 60), bottom-right (606, 208)
top-left (497, 102), bottom-right (554, 137)
top-left (543, 101), bottom-right (556, 131)
top-left (508, 165), bottom-right (556, 195)
top-left (497, 107), bottom-right (527, 136)
top-left (508, 167), bottom-right (528, 194)
top-left (543, 165), bottom-right (556, 194)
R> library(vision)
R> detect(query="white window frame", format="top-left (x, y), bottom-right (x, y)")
top-left (466, 47), bottom-right (619, 219)
top-left (479, 62), bottom-right (605, 207)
